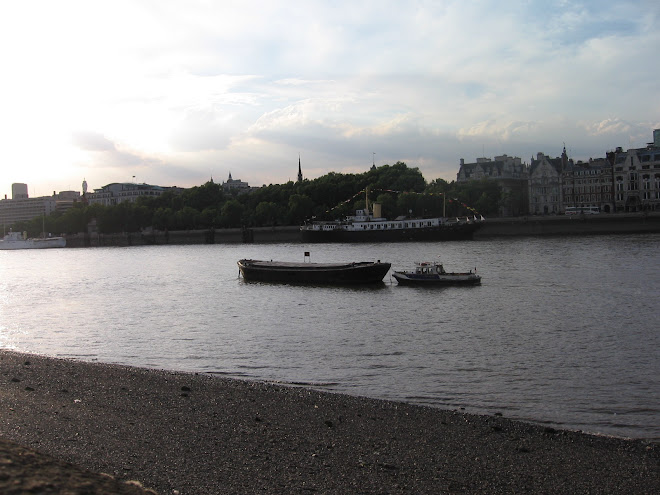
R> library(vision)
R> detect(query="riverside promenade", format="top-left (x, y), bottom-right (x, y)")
top-left (1, 351), bottom-right (658, 494)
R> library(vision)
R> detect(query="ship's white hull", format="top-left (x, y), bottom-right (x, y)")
top-left (0, 237), bottom-right (66, 250)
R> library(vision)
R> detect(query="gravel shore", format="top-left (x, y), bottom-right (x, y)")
top-left (1, 350), bottom-right (658, 494)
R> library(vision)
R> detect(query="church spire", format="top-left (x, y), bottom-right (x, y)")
top-left (297, 155), bottom-right (303, 182)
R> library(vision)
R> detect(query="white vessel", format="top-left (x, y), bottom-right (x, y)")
top-left (0, 230), bottom-right (66, 250)
top-left (300, 188), bottom-right (484, 243)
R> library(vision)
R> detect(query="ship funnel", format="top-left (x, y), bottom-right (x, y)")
top-left (373, 203), bottom-right (382, 218)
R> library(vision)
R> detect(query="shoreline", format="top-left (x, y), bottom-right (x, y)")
top-left (60, 212), bottom-right (660, 247)
top-left (1, 350), bottom-right (658, 494)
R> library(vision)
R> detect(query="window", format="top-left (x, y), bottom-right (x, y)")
top-left (629, 173), bottom-right (639, 190)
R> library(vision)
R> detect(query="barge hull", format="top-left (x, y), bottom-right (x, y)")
top-left (238, 260), bottom-right (391, 284)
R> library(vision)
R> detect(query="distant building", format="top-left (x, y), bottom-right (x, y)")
top-left (528, 149), bottom-right (568, 215)
top-left (457, 154), bottom-right (529, 216)
top-left (54, 190), bottom-right (82, 213)
top-left (12, 183), bottom-right (28, 199)
top-left (562, 155), bottom-right (615, 213)
top-left (87, 182), bottom-right (182, 206)
top-left (222, 172), bottom-right (252, 194)
top-left (611, 129), bottom-right (660, 212)
top-left (297, 157), bottom-right (303, 182)
top-left (0, 183), bottom-right (63, 226)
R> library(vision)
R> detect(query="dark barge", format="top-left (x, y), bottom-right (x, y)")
top-left (237, 259), bottom-right (391, 284)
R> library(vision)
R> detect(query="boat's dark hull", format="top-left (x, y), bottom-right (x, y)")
top-left (392, 272), bottom-right (481, 286)
top-left (300, 222), bottom-right (482, 243)
top-left (238, 260), bottom-right (391, 284)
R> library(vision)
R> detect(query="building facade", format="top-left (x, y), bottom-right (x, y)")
top-left (0, 183), bottom-right (62, 227)
top-left (457, 154), bottom-right (529, 216)
top-left (561, 156), bottom-right (615, 213)
top-left (86, 182), bottom-right (179, 206)
top-left (458, 130), bottom-right (660, 216)
top-left (528, 150), bottom-right (567, 215)
top-left (222, 172), bottom-right (252, 194)
top-left (611, 129), bottom-right (660, 212)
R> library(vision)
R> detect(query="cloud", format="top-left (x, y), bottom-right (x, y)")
top-left (586, 119), bottom-right (633, 136)
top-left (72, 133), bottom-right (164, 176)
top-left (2, 1), bottom-right (659, 194)
top-left (72, 132), bottom-right (116, 152)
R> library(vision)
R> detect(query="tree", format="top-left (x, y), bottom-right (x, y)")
top-left (220, 200), bottom-right (244, 228)
top-left (287, 194), bottom-right (314, 224)
top-left (174, 206), bottom-right (200, 230)
top-left (182, 181), bottom-right (224, 211)
top-left (254, 202), bottom-right (281, 226)
top-left (153, 207), bottom-right (174, 230)
top-left (199, 207), bottom-right (219, 228)
top-left (396, 192), bottom-right (418, 217)
top-left (374, 193), bottom-right (396, 218)
top-left (453, 179), bottom-right (501, 217)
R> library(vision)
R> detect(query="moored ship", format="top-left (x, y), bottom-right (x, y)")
top-left (237, 259), bottom-right (391, 284)
top-left (301, 201), bottom-right (484, 243)
top-left (0, 230), bottom-right (66, 250)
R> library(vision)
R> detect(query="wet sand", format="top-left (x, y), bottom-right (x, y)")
top-left (1, 350), bottom-right (658, 494)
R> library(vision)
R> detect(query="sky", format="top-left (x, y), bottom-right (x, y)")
top-left (1, 0), bottom-right (659, 198)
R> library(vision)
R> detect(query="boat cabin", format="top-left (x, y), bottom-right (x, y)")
top-left (415, 262), bottom-right (446, 275)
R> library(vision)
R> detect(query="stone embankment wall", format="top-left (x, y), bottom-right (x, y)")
top-left (64, 226), bottom-right (300, 247)
top-left (474, 212), bottom-right (660, 238)
top-left (63, 213), bottom-right (659, 247)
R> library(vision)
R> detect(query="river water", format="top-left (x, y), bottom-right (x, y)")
top-left (1, 234), bottom-right (658, 440)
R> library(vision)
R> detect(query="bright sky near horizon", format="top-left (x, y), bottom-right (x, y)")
top-left (1, 0), bottom-right (658, 197)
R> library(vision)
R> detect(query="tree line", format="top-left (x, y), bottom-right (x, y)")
top-left (12, 162), bottom-right (503, 236)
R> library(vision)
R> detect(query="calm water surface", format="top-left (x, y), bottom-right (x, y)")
top-left (1, 234), bottom-right (658, 440)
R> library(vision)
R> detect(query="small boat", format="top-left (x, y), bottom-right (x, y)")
top-left (238, 259), bottom-right (391, 284)
top-left (392, 262), bottom-right (481, 286)
top-left (0, 230), bottom-right (66, 250)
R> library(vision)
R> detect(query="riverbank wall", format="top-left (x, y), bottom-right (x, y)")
top-left (473, 211), bottom-right (660, 238)
top-left (63, 213), bottom-right (660, 247)
top-left (64, 226), bottom-right (301, 247)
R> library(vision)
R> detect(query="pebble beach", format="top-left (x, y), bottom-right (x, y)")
top-left (1, 350), bottom-right (658, 494)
